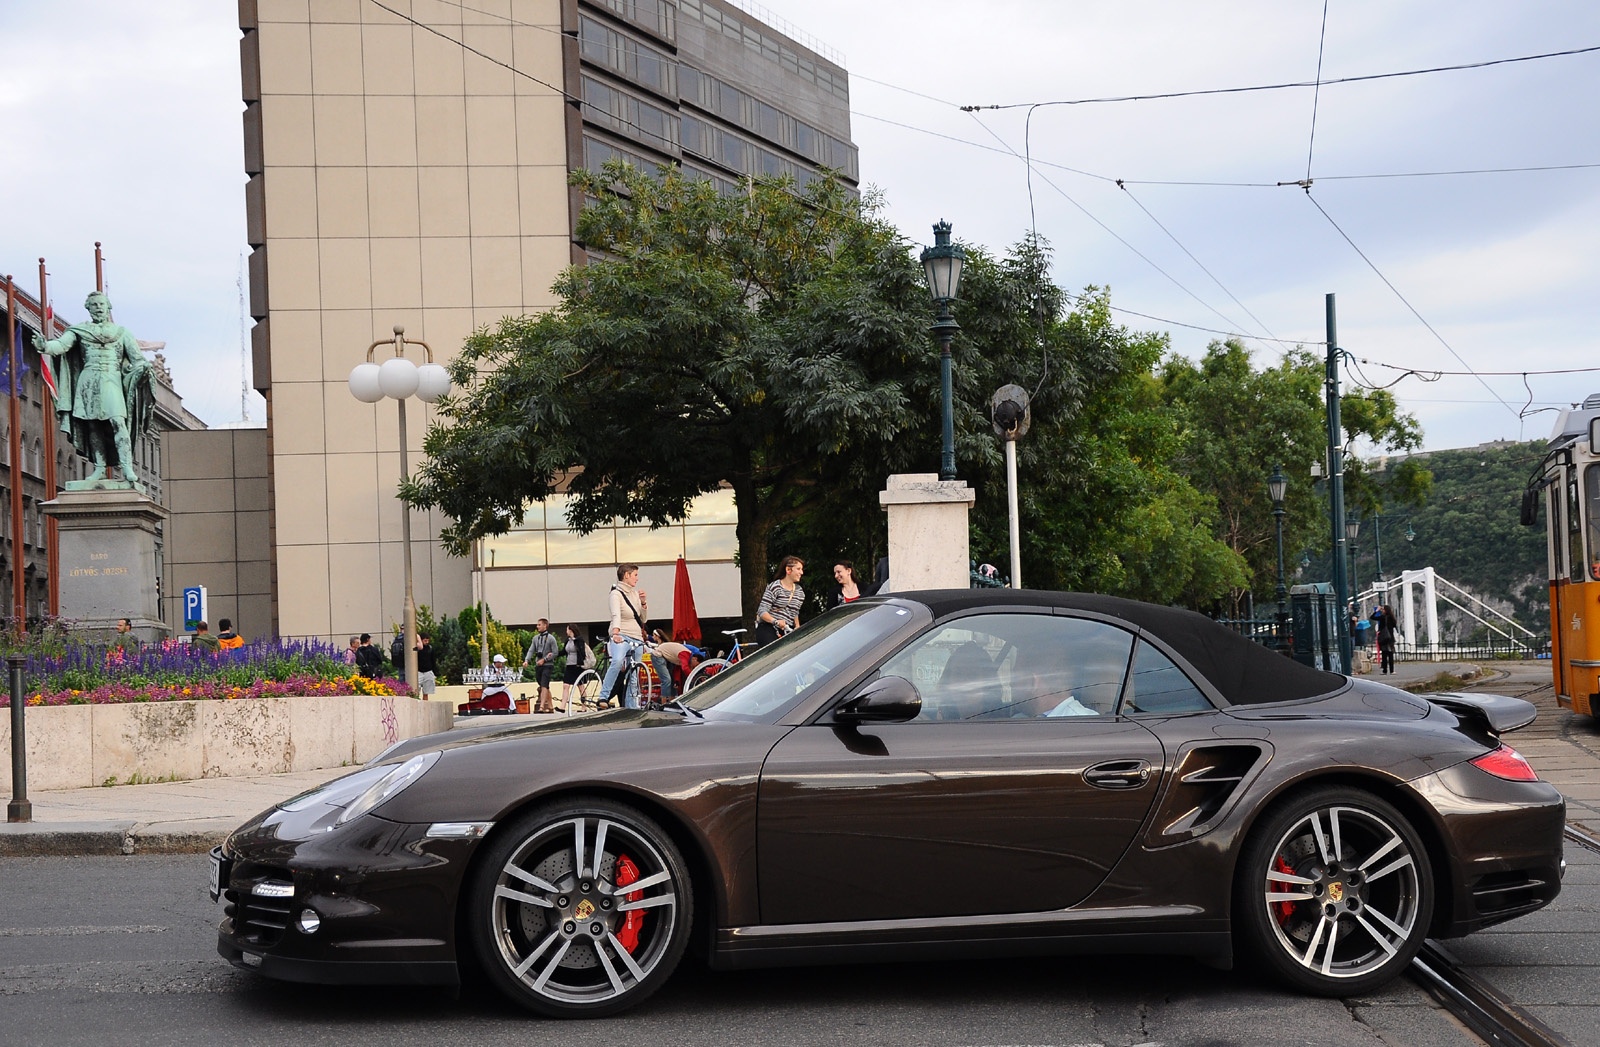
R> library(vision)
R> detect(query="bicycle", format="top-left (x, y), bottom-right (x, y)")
top-left (682, 628), bottom-right (761, 690)
top-left (574, 637), bottom-right (667, 710)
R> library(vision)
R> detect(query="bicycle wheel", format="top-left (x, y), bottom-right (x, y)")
top-left (682, 658), bottom-right (730, 691)
top-left (570, 669), bottom-right (604, 710)
top-left (632, 661), bottom-right (660, 709)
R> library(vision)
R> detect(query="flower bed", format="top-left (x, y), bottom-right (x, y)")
top-left (0, 636), bottom-right (410, 707)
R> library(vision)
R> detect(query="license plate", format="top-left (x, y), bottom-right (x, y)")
top-left (208, 847), bottom-right (231, 902)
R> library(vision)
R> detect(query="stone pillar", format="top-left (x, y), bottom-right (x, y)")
top-left (41, 490), bottom-right (169, 643)
top-left (878, 473), bottom-right (976, 592)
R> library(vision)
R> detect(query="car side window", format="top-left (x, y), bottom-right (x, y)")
top-left (1121, 640), bottom-right (1214, 715)
top-left (877, 613), bottom-right (1134, 722)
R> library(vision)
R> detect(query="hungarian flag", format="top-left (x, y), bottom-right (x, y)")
top-left (39, 304), bottom-right (59, 404)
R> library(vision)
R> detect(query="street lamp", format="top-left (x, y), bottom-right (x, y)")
top-left (920, 221), bottom-right (966, 482)
top-left (348, 326), bottom-right (451, 692)
top-left (1345, 515), bottom-right (1362, 609)
top-left (1267, 464), bottom-right (1289, 652)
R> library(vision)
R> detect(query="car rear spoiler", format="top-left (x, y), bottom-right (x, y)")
top-left (1427, 692), bottom-right (1537, 736)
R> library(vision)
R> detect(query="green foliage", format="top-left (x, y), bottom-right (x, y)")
top-left (1158, 340), bottom-right (1431, 613)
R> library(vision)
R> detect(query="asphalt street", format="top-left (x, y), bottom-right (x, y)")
top-left (0, 853), bottom-right (1483, 1047)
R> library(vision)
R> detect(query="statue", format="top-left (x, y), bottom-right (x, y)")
top-left (32, 291), bottom-right (155, 492)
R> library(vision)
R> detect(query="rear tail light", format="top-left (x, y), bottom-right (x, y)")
top-left (1470, 745), bottom-right (1539, 782)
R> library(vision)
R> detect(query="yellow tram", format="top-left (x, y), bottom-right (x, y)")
top-left (1527, 395), bottom-right (1600, 714)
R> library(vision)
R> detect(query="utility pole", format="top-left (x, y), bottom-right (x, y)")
top-left (1325, 293), bottom-right (1352, 673)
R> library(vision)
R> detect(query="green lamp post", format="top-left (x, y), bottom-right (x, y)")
top-left (920, 221), bottom-right (966, 481)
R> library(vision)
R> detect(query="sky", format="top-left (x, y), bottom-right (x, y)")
top-left (2, 0), bottom-right (1598, 452)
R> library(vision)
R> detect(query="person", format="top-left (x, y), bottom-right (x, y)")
top-left (389, 631), bottom-right (405, 669)
top-left (343, 636), bottom-right (360, 666)
top-left (191, 620), bottom-right (221, 654)
top-left (478, 653), bottom-right (515, 713)
top-left (523, 618), bottom-right (559, 713)
top-left (755, 556), bottom-right (805, 645)
top-left (1376, 604), bottom-right (1398, 675)
top-left (603, 624), bottom-right (642, 709)
top-left (113, 617), bottom-right (140, 658)
top-left (606, 563), bottom-right (675, 706)
top-left (829, 560), bottom-right (862, 608)
top-left (561, 624), bottom-right (594, 709)
top-left (414, 631), bottom-right (437, 699)
top-left (216, 618), bottom-right (244, 650)
top-left (354, 633), bottom-right (384, 678)
top-left (650, 628), bottom-right (700, 692)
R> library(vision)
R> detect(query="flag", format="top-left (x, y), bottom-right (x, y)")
top-left (39, 305), bottom-right (58, 404)
top-left (2, 321), bottom-right (29, 397)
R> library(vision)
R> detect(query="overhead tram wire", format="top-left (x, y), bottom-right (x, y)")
top-left (1304, 193), bottom-right (1518, 419)
top-left (966, 112), bottom-right (1268, 346)
top-left (1305, 0), bottom-right (1331, 183)
top-left (962, 42), bottom-right (1600, 111)
top-left (1114, 182), bottom-right (1281, 341)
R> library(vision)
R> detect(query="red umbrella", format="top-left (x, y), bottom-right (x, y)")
top-left (672, 557), bottom-right (702, 644)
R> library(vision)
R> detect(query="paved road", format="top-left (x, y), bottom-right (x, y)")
top-left (0, 853), bottom-right (1481, 1047)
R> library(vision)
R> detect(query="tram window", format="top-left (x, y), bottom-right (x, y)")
top-left (1569, 478), bottom-right (1585, 584)
top-left (1586, 466), bottom-right (1600, 581)
top-left (1552, 484), bottom-right (1565, 580)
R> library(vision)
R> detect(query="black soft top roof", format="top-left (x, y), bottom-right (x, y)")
top-left (887, 589), bottom-right (1347, 706)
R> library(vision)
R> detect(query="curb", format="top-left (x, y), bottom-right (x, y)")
top-left (0, 819), bottom-right (231, 857)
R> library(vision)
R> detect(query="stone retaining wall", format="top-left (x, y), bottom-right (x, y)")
top-left (0, 695), bottom-right (454, 791)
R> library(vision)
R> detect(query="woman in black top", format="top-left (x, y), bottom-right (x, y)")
top-left (829, 560), bottom-right (863, 608)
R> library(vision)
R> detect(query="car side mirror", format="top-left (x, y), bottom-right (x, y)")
top-left (834, 676), bottom-right (921, 724)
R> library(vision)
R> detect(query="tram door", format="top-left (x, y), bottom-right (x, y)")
top-left (1551, 463), bottom-right (1600, 715)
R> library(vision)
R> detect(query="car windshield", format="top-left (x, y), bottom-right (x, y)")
top-left (684, 602), bottom-right (916, 722)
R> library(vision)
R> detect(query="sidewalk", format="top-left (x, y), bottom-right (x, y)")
top-left (0, 710), bottom-right (577, 856)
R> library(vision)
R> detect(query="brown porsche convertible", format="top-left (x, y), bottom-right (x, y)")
top-left (212, 591), bottom-right (1564, 1017)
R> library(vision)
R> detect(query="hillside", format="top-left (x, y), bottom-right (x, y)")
top-left (1359, 440), bottom-right (1549, 637)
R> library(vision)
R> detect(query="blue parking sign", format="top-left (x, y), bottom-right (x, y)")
top-left (183, 586), bottom-right (207, 632)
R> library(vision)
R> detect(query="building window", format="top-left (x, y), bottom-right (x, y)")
top-left (484, 488), bottom-right (738, 569)
top-left (579, 15), bottom-right (677, 98)
top-left (582, 75), bottom-right (680, 151)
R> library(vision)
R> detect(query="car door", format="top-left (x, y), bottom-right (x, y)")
top-left (756, 611), bottom-right (1166, 925)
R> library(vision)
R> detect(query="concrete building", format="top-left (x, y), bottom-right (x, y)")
top-left (236, 0), bottom-right (855, 637)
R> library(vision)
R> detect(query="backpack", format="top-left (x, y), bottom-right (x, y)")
top-left (582, 642), bottom-right (597, 669)
top-left (390, 634), bottom-right (405, 664)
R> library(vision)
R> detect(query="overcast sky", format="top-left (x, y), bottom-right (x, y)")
top-left (3, 1), bottom-right (1598, 453)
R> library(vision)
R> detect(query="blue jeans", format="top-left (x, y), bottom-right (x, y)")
top-left (599, 642), bottom-right (675, 707)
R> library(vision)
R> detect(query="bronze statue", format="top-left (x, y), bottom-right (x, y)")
top-left (32, 291), bottom-right (154, 491)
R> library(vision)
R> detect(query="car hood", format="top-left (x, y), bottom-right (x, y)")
top-left (374, 707), bottom-right (685, 764)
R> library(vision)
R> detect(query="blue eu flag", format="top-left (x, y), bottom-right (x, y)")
top-left (0, 322), bottom-right (30, 396)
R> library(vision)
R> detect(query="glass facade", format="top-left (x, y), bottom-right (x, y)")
top-left (484, 489), bottom-right (738, 569)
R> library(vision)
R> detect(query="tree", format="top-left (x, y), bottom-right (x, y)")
top-left (406, 162), bottom-right (1251, 617)
top-left (1159, 340), bottom-right (1430, 614)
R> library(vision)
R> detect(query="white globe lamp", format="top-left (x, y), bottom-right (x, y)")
top-left (378, 356), bottom-right (419, 399)
top-left (415, 363), bottom-right (452, 404)
top-left (347, 362), bottom-right (383, 403)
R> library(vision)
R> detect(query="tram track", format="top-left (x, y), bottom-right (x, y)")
top-left (1405, 823), bottom-right (1599, 1047)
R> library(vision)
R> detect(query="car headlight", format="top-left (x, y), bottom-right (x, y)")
top-left (278, 751), bottom-right (442, 824)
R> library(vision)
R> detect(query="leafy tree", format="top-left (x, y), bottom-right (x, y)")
top-left (408, 164), bottom-right (1250, 616)
top-left (1159, 340), bottom-right (1430, 615)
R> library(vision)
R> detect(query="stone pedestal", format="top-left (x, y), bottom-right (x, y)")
top-left (878, 473), bottom-right (976, 592)
top-left (41, 490), bottom-right (169, 642)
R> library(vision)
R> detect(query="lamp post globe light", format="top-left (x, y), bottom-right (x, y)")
top-left (1267, 464), bottom-right (1289, 651)
top-left (920, 221), bottom-right (966, 482)
top-left (347, 325), bottom-right (450, 693)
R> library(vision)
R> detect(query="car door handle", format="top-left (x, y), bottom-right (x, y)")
top-left (1084, 760), bottom-right (1152, 790)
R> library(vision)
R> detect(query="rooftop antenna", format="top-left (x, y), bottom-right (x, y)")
top-left (238, 252), bottom-right (250, 423)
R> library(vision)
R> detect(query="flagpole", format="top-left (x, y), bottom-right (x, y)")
top-left (5, 275), bottom-right (25, 635)
top-left (39, 258), bottom-right (57, 618)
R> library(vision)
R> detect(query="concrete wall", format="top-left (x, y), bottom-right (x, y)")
top-left (242, 0), bottom-right (572, 642)
top-left (162, 429), bottom-right (273, 640)
top-left (0, 694), bottom-right (454, 791)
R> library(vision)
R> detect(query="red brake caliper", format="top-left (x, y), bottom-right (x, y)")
top-left (1272, 857), bottom-right (1297, 925)
top-left (614, 854), bottom-right (645, 953)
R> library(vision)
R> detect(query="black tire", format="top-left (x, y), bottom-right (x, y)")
top-left (1235, 785), bottom-right (1433, 996)
top-left (466, 798), bottom-right (693, 1017)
